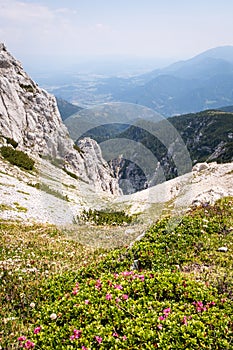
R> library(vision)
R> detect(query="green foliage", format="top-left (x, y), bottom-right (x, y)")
top-left (5, 137), bottom-right (18, 148)
top-left (169, 110), bottom-right (233, 163)
top-left (73, 143), bottom-right (84, 154)
top-left (79, 209), bottom-right (135, 226)
top-left (28, 182), bottom-right (69, 201)
top-left (117, 110), bottom-right (233, 182)
top-left (0, 197), bottom-right (232, 349)
top-left (19, 83), bottom-right (34, 93)
top-left (63, 167), bottom-right (79, 180)
top-left (0, 146), bottom-right (35, 170)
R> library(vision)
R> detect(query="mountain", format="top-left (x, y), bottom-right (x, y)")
top-left (48, 46), bottom-right (233, 116)
top-left (0, 43), bottom-right (119, 196)
top-left (112, 46), bottom-right (233, 116)
top-left (218, 105), bottom-right (233, 112)
top-left (55, 97), bottom-right (83, 120)
top-left (0, 43), bottom-right (232, 226)
top-left (107, 109), bottom-right (233, 193)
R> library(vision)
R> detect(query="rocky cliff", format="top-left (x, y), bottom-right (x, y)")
top-left (0, 43), bottom-right (119, 194)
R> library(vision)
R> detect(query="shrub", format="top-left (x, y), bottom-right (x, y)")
top-left (19, 83), bottom-right (34, 93)
top-left (79, 209), bottom-right (135, 226)
top-left (28, 182), bottom-right (69, 201)
top-left (5, 137), bottom-right (18, 148)
top-left (63, 168), bottom-right (79, 180)
top-left (1, 197), bottom-right (232, 349)
top-left (0, 146), bottom-right (35, 170)
top-left (73, 143), bottom-right (84, 155)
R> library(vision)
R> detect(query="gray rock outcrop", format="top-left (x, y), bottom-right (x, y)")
top-left (0, 43), bottom-right (119, 194)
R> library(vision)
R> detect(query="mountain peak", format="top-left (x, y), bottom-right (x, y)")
top-left (0, 44), bottom-right (119, 195)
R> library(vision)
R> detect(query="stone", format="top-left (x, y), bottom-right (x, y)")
top-left (192, 163), bottom-right (209, 172)
top-left (0, 43), bottom-right (120, 195)
top-left (217, 247), bottom-right (228, 252)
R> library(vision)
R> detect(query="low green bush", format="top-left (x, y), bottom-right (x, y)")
top-left (79, 209), bottom-right (135, 226)
top-left (73, 143), bottom-right (84, 156)
top-left (63, 168), bottom-right (79, 180)
top-left (0, 197), bottom-right (232, 349)
top-left (6, 137), bottom-right (18, 148)
top-left (0, 146), bottom-right (35, 170)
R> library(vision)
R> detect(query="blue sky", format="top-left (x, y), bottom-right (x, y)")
top-left (1, 0), bottom-right (233, 66)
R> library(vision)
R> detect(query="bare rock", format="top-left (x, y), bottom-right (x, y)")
top-left (217, 247), bottom-right (228, 252)
top-left (0, 43), bottom-right (120, 195)
top-left (192, 163), bottom-right (209, 172)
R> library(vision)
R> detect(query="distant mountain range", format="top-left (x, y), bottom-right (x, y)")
top-left (113, 46), bottom-right (233, 116)
top-left (53, 46), bottom-right (233, 117)
top-left (66, 107), bottom-right (233, 193)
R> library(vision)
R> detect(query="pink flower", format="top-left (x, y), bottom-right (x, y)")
top-left (106, 293), bottom-right (112, 300)
top-left (85, 299), bottom-right (90, 304)
top-left (115, 297), bottom-right (121, 303)
top-left (163, 308), bottom-right (171, 315)
top-left (114, 284), bottom-right (123, 290)
top-left (114, 273), bottom-right (119, 279)
top-left (121, 271), bottom-right (133, 277)
top-left (181, 316), bottom-right (188, 326)
top-left (158, 315), bottom-right (165, 321)
top-left (24, 340), bottom-right (35, 349)
top-left (157, 324), bottom-right (163, 330)
top-left (193, 301), bottom-right (208, 312)
top-left (122, 335), bottom-right (127, 341)
top-left (122, 294), bottom-right (129, 300)
top-left (138, 274), bottom-right (145, 281)
top-left (33, 326), bottom-right (41, 334)
top-left (74, 329), bottom-right (82, 339)
top-left (113, 332), bottom-right (118, 337)
top-left (82, 347), bottom-right (87, 350)
top-left (95, 336), bottom-right (102, 344)
top-left (18, 336), bottom-right (27, 342)
top-left (70, 329), bottom-right (82, 340)
top-left (95, 280), bottom-right (102, 291)
top-left (72, 283), bottom-right (79, 295)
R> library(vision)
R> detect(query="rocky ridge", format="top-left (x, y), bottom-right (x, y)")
top-left (0, 43), bottom-right (119, 195)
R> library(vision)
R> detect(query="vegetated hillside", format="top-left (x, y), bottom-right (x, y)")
top-left (169, 110), bottom-right (233, 163)
top-left (1, 197), bottom-right (232, 349)
top-left (110, 110), bottom-right (233, 193)
top-left (56, 97), bottom-right (83, 120)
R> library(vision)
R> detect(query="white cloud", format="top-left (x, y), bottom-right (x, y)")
top-left (0, 0), bottom-right (54, 22)
top-left (0, 0), bottom-right (82, 56)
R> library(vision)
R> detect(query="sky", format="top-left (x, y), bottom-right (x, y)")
top-left (1, 0), bottom-right (233, 70)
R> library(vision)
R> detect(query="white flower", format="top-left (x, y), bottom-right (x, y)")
top-left (50, 313), bottom-right (57, 320)
top-left (30, 302), bottom-right (36, 308)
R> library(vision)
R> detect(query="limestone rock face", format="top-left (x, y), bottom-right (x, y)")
top-left (0, 43), bottom-right (119, 194)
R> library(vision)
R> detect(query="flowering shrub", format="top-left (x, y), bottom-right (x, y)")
top-left (0, 197), bottom-right (232, 349)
